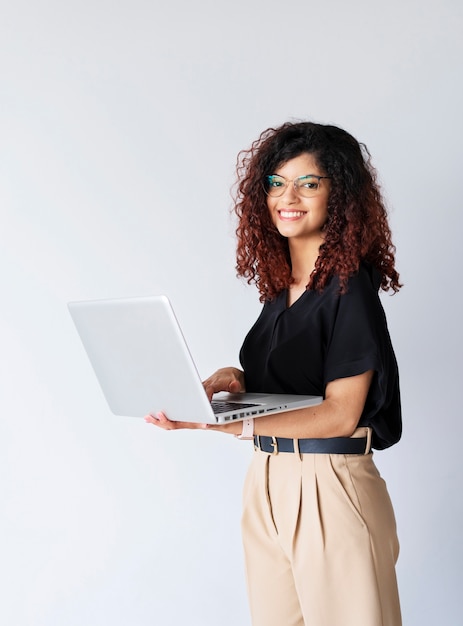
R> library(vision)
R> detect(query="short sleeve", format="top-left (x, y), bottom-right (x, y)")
top-left (324, 266), bottom-right (402, 449)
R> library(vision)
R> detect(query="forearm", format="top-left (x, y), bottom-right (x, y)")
top-left (208, 398), bottom-right (359, 439)
top-left (208, 371), bottom-right (373, 439)
top-left (256, 399), bottom-right (359, 438)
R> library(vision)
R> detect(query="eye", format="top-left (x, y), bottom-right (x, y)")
top-left (267, 175), bottom-right (285, 188)
top-left (297, 175), bottom-right (319, 190)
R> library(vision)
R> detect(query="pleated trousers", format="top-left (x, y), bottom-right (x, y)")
top-left (241, 443), bottom-right (401, 626)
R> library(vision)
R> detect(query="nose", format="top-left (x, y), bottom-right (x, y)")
top-left (280, 181), bottom-right (299, 203)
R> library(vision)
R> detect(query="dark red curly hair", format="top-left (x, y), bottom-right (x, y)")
top-left (234, 121), bottom-right (401, 301)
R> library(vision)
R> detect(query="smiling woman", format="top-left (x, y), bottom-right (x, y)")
top-left (145, 121), bottom-right (403, 626)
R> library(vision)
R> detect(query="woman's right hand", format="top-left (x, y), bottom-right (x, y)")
top-left (202, 367), bottom-right (246, 401)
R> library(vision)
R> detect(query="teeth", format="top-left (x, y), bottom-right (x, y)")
top-left (279, 210), bottom-right (305, 218)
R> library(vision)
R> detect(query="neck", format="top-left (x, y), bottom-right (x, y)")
top-left (288, 236), bottom-right (323, 285)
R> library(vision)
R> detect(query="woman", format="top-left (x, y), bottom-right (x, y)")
top-left (145, 121), bottom-right (402, 626)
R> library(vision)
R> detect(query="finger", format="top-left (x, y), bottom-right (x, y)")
top-left (228, 379), bottom-right (242, 393)
top-left (203, 376), bottom-right (235, 396)
top-left (144, 412), bottom-right (172, 429)
top-left (203, 383), bottom-right (214, 401)
top-left (144, 413), bottom-right (159, 423)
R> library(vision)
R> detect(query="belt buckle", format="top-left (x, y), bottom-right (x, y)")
top-left (270, 436), bottom-right (279, 455)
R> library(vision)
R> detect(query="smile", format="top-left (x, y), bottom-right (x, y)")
top-left (278, 210), bottom-right (307, 219)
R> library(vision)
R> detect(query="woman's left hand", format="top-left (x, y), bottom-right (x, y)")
top-left (144, 412), bottom-right (208, 430)
top-left (144, 411), bottom-right (242, 435)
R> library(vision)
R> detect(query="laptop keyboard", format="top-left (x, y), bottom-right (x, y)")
top-left (212, 400), bottom-right (260, 414)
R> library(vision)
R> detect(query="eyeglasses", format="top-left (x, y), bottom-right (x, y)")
top-left (264, 174), bottom-right (330, 198)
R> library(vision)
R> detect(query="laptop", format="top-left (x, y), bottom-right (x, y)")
top-left (68, 295), bottom-right (322, 423)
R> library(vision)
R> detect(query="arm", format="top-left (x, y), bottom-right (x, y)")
top-left (146, 369), bottom-right (374, 438)
top-left (206, 370), bottom-right (374, 438)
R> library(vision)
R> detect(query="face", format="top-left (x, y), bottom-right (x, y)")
top-left (266, 153), bottom-right (330, 245)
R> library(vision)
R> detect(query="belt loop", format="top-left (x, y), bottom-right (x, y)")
top-left (254, 435), bottom-right (260, 451)
top-left (270, 436), bottom-right (279, 455)
top-left (293, 438), bottom-right (302, 461)
top-left (364, 427), bottom-right (372, 455)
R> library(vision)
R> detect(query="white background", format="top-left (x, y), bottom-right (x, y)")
top-left (1, 0), bottom-right (462, 624)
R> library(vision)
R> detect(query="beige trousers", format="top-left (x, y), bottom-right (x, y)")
top-left (241, 442), bottom-right (401, 626)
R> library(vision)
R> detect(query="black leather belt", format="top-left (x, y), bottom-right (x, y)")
top-left (254, 435), bottom-right (370, 455)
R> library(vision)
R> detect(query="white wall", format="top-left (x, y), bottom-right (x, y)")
top-left (1, 0), bottom-right (462, 624)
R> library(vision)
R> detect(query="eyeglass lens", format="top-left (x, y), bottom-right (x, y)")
top-left (265, 175), bottom-right (322, 198)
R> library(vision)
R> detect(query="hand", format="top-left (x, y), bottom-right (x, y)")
top-left (144, 412), bottom-right (207, 430)
top-left (144, 411), bottom-right (242, 436)
top-left (202, 367), bottom-right (245, 401)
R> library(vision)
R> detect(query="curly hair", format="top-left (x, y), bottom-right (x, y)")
top-left (234, 121), bottom-right (402, 301)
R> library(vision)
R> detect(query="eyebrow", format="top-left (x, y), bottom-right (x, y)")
top-left (269, 174), bottom-right (322, 179)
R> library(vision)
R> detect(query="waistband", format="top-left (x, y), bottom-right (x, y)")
top-left (254, 428), bottom-right (372, 455)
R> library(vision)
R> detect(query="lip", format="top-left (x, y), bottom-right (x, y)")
top-left (277, 209), bottom-right (307, 221)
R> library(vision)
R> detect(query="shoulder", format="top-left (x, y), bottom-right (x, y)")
top-left (308, 263), bottom-right (380, 314)
top-left (346, 262), bottom-right (381, 295)
top-left (334, 263), bottom-right (383, 314)
top-left (327, 263), bottom-right (388, 331)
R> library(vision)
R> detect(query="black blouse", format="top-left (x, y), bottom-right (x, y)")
top-left (239, 263), bottom-right (402, 450)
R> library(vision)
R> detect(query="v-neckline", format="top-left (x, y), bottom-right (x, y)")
top-left (285, 287), bottom-right (309, 310)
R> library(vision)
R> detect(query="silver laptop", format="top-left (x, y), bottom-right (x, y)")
top-left (68, 295), bottom-right (322, 423)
